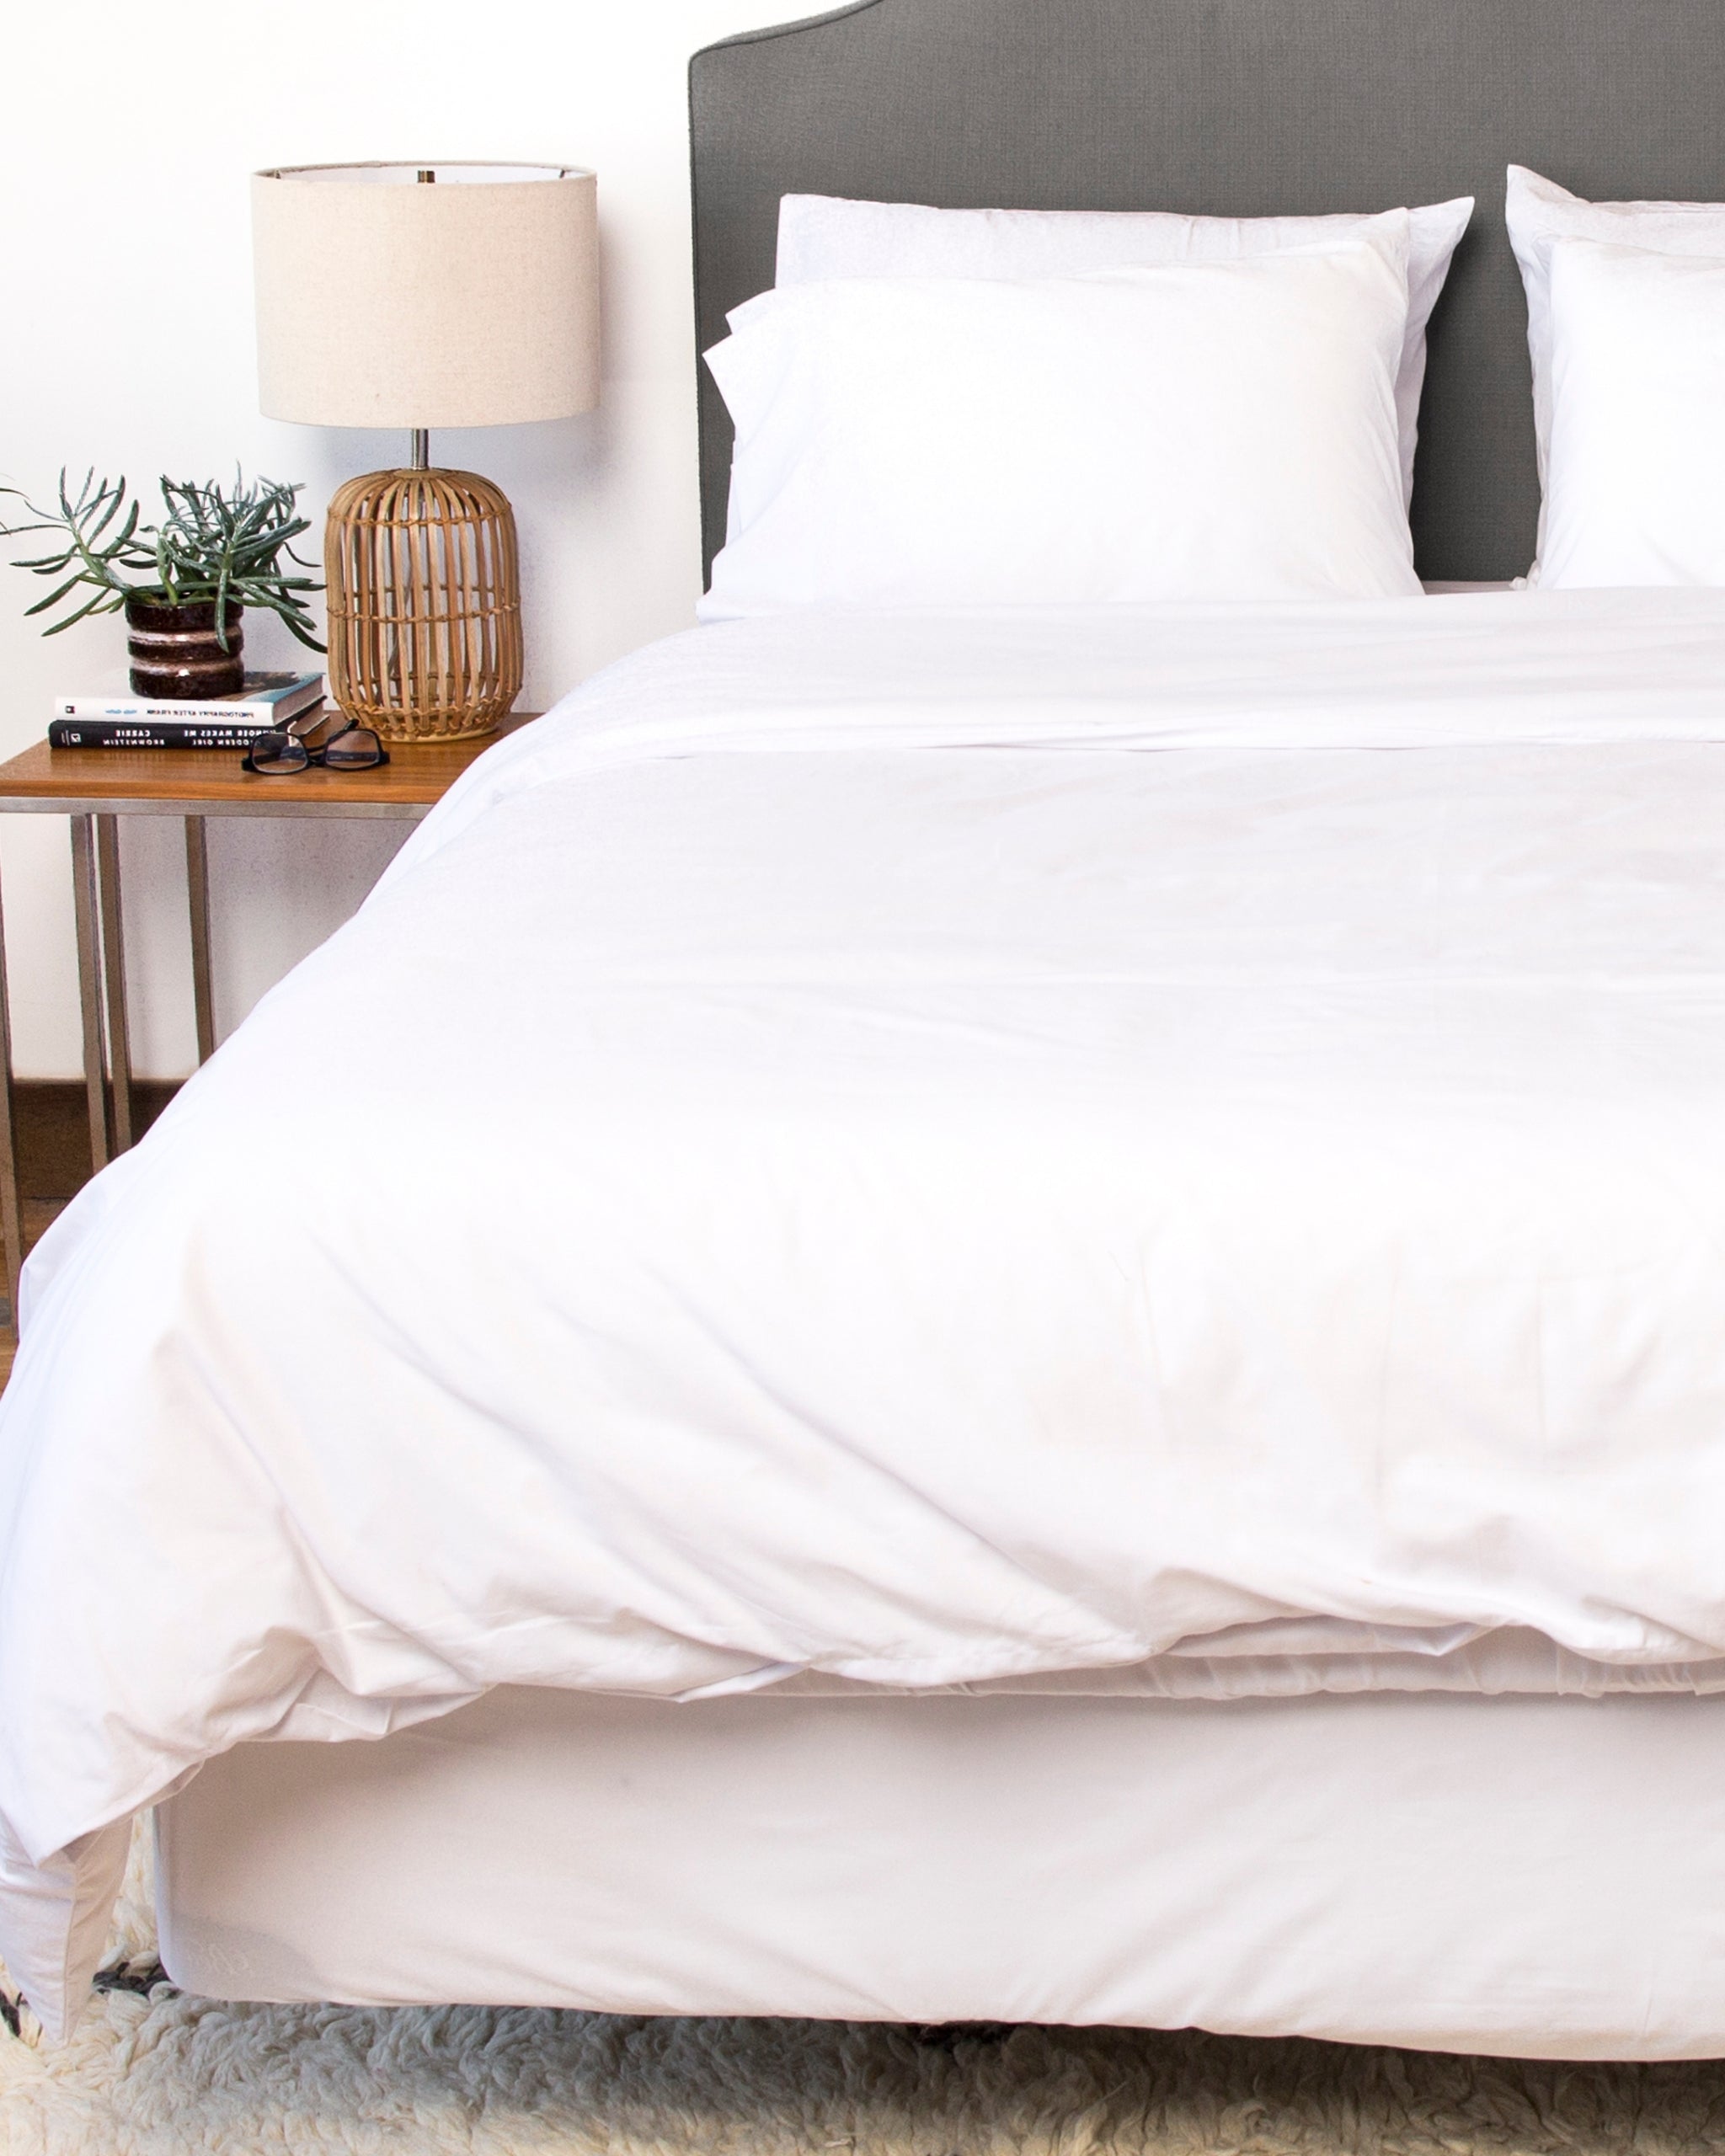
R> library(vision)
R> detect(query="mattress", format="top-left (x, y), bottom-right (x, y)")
top-left (16, 587), bottom-right (1725, 2036)
top-left (158, 1683), bottom-right (1725, 2062)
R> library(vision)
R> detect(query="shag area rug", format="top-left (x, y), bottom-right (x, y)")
top-left (7, 1828), bottom-right (1725, 2156)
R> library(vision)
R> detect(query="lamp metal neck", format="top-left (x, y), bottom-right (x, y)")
top-left (409, 168), bottom-right (434, 468)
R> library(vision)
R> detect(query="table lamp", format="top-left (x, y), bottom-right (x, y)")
top-left (252, 161), bottom-right (599, 741)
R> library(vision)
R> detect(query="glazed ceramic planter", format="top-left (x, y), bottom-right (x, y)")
top-left (125, 595), bottom-right (244, 699)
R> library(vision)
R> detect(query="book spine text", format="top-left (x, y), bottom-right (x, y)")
top-left (49, 721), bottom-right (281, 750)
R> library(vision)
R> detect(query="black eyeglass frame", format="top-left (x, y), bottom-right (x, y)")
top-left (242, 717), bottom-right (391, 776)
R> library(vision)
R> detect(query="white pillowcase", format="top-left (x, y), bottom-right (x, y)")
top-left (777, 192), bottom-right (1475, 509)
top-left (1506, 166), bottom-right (1725, 575)
top-left (1538, 238), bottom-right (1725, 588)
top-left (701, 230), bottom-right (1422, 617)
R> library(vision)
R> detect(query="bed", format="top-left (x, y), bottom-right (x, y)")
top-left (9, 0), bottom-right (1725, 2064)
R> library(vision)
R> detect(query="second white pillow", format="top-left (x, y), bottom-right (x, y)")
top-left (1541, 237), bottom-right (1725, 588)
top-left (1506, 166), bottom-right (1725, 576)
top-left (702, 233), bottom-right (1420, 617)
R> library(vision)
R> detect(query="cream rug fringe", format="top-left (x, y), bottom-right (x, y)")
top-left (6, 1824), bottom-right (1725, 2154)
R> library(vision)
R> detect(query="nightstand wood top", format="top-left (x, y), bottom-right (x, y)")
top-left (0, 709), bottom-right (541, 818)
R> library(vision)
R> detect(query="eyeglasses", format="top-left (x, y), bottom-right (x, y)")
top-left (243, 717), bottom-right (390, 776)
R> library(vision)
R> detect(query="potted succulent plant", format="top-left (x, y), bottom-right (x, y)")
top-left (0, 469), bottom-right (323, 697)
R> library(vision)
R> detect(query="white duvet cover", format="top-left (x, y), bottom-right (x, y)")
top-left (9, 588), bottom-right (1725, 2036)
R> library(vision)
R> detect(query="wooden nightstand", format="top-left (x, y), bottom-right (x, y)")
top-left (0, 708), bottom-right (540, 1332)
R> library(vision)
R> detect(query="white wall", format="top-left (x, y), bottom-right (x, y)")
top-left (0, 0), bottom-right (796, 1079)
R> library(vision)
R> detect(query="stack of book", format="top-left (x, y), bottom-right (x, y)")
top-left (49, 673), bottom-right (325, 751)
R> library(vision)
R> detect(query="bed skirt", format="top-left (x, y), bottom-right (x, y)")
top-left (157, 1686), bottom-right (1725, 2061)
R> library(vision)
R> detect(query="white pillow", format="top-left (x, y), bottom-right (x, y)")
top-left (701, 232), bottom-right (1422, 617)
top-left (1506, 166), bottom-right (1725, 575)
top-left (1538, 238), bottom-right (1725, 588)
top-left (777, 192), bottom-right (1475, 509)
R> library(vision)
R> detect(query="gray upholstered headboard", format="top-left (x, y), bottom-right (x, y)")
top-left (689, 0), bottom-right (1725, 585)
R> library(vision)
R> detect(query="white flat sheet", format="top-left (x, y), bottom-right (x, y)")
top-left (159, 1684), bottom-right (1725, 2061)
top-left (11, 589), bottom-right (1725, 2036)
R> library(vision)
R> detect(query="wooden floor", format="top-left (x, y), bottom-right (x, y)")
top-left (0, 1082), bottom-right (179, 1386)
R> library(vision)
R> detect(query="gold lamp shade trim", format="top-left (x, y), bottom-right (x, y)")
top-left (325, 469), bottom-right (522, 742)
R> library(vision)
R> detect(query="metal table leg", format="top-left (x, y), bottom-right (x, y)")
top-left (0, 861), bottom-right (22, 1340)
top-left (185, 815), bottom-right (216, 1064)
top-left (70, 814), bottom-right (109, 1173)
top-left (93, 816), bottom-right (132, 1152)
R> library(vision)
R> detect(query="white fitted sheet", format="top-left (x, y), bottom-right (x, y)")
top-left (17, 590), bottom-right (1725, 2036)
top-left (158, 1684), bottom-right (1725, 2061)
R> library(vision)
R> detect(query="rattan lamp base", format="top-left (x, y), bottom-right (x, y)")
top-left (324, 467), bottom-right (523, 742)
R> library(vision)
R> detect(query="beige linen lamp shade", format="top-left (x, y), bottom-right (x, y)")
top-left (252, 162), bottom-right (599, 741)
top-left (253, 163), bottom-right (599, 428)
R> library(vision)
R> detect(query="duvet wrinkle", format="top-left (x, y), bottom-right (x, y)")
top-left (626, 1263), bottom-right (1141, 1657)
